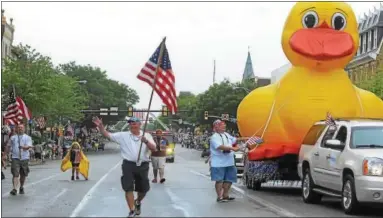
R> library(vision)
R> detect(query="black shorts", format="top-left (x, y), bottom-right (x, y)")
top-left (35, 153), bottom-right (42, 159)
top-left (121, 160), bottom-right (150, 193)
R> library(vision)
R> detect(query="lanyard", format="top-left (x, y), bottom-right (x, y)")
top-left (218, 133), bottom-right (229, 145)
top-left (18, 135), bottom-right (22, 159)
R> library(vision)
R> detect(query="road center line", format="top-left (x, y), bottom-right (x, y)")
top-left (165, 187), bottom-right (191, 217)
top-left (49, 188), bottom-right (68, 205)
top-left (189, 169), bottom-right (299, 218)
top-left (2, 173), bottom-right (61, 198)
top-left (70, 160), bottom-right (122, 217)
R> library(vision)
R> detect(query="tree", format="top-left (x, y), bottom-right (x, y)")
top-left (59, 62), bottom-right (139, 123)
top-left (196, 79), bottom-right (258, 123)
top-left (358, 71), bottom-right (383, 100)
top-left (1, 44), bottom-right (87, 123)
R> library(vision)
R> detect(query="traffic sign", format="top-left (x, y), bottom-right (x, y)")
top-left (221, 114), bottom-right (229, 121)
top-left (110, 107), bottom-right (118, 116)
top-left (100, 108), bottom-right (108, 116)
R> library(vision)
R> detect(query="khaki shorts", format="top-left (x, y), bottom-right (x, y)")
top-left (11, 159), bottom-right (30, 177)
top-left (151, 156), bottom-right (166, 169)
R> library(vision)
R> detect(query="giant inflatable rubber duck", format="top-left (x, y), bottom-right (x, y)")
top-left (237, 1), bottom-right (383, 161)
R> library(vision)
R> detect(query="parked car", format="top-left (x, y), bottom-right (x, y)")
top-left (298, 118), bottom-right (383, 214)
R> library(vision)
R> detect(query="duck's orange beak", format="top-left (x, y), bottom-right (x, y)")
top-left (289, 22), bottom-right (354, 61)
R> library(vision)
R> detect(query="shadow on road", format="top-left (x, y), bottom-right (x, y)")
top-left (257, 187), bottom-right (382, 217)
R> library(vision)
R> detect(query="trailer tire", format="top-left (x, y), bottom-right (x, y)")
top-left (245, 176), bottom-right (252, 189)
top-left (252, 181), bottom-right (261, 191)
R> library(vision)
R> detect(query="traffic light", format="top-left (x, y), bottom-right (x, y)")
top-left (127, 106), bottom-right (133, 117)
top-left (204, 111), bottom-right (208, 120)
top-left (162, 105), bottom-right (168, 117)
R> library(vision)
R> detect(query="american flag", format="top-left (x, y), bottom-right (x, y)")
top-left (36, 116), bottom-right (46, 129)
top-left (325, 112), bottom-right (336, 126)
top-left (3, 89), bottom-right (31, 125)
top-left (133, 111), bottom-right (145, 120)
top-left (137, 40), bottom-right (177, 114)
top-left (245, 136), bottom-right (264, 146)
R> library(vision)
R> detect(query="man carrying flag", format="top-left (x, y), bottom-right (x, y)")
top-left (93, 37), bottom-right (177, 217)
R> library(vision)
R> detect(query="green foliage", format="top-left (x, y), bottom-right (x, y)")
top-left (173, 79), bottom-right (259, 127)
top-left (1, 44), bottom-right (140, 126)
top-left (358, 71), bottom-right (383, 100)
top-left (1, 44), bottom-right (87, 123)
top-left (59, 62), bottom-right (139, 123)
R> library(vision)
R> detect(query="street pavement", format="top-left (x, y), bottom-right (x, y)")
top-left (1, 143), bottom-right (382, 217)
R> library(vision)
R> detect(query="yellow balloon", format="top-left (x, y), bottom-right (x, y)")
top-left (237, 1), bottom-right (383, 161)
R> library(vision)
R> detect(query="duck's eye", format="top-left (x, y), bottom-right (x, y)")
top-left (302, 11), bottom-right (319, 28)
top-left (331, 12), bottom-right (347, 31)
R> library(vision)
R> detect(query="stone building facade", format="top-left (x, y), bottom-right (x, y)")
top-left (346, 5), bottom-right (383, 83)
top-left (1, 10), bottom-right (15, 61)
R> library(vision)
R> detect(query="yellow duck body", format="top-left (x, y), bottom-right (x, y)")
top-left (237, 2), bottom-right (383, 161)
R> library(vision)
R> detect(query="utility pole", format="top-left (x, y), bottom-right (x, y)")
top-left (213, 59), bottom-right (216, 84)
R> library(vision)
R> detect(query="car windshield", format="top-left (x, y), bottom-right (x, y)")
top-left (351, 126), bottom-right (383, 149)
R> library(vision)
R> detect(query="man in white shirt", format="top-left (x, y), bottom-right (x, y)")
top-left (7, 124), bottom-right (33, 196)
top-left (93, 116), bottom-right (157, 217)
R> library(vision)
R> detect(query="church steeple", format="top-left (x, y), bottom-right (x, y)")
top-left (242, 47), bottom-right (255, 83)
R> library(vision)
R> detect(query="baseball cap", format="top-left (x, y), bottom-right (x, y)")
top-left (213, 119), bottom-right (224, 126)
top-left (127, 117), bottom-right (141, 123)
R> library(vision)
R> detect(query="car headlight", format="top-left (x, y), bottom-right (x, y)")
top-left (166, 148), bottom-right (173, 153)
top-left (363, 157), bottom-right (383, 176)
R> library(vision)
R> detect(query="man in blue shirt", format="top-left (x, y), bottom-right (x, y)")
top-left (210, 119), bottom-right (239, 202)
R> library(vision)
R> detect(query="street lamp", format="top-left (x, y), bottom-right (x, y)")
top-left (233, 86), bottom-right (250, 93)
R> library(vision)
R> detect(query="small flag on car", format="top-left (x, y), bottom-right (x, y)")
top-left (325, 112), bottom-right (336, 127)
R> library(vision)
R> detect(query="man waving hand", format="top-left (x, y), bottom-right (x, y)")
top-left (93, 117), bottom-right (157, 217)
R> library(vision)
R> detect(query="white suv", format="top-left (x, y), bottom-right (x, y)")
top-left (298, 118), bottom-right (383, 214)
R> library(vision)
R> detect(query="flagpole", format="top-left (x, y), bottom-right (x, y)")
top-left (137, 37), bottom-right (167, 164)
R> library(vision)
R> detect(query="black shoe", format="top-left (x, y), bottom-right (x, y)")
top-left (128, 210), bottom-right (136, 217)
top-left (10, 189), bottom-right (17, 195)
top-left (216, 197), bottom-right (228, 203)
top-left (160, 178), bottom-right (166, 184)
top-left (134, 200), bottom-right (141, 215)
top-left (223, 196), bottom-right (235, 201)
top-left (76, 176), bottom-right (80, 180)
top-left (71, 176), bottom-right (74, 180)
top-left (19, 187), bottom-right (25, 194)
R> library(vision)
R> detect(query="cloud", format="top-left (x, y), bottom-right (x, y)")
top-left (2, 1), bottom-right (378, 109)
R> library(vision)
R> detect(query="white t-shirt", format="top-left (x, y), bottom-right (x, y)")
top-left (9, 134), bottom-right (33, 160)
top-left (110, 131), bottom-right (154, 162)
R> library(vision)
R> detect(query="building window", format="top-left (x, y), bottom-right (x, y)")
top-left (368, 31), bottom-right (372, 52)
top-left (357, 35), bottom-right (361, 56)
top-left (371, 63), bottom-right (376, 78)
top-left (374, 28), bottom-right (378, 49)
top-left (4, 44), bottom-right (8, 57)
top-left (362, 33), bottom-right (367, 53)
